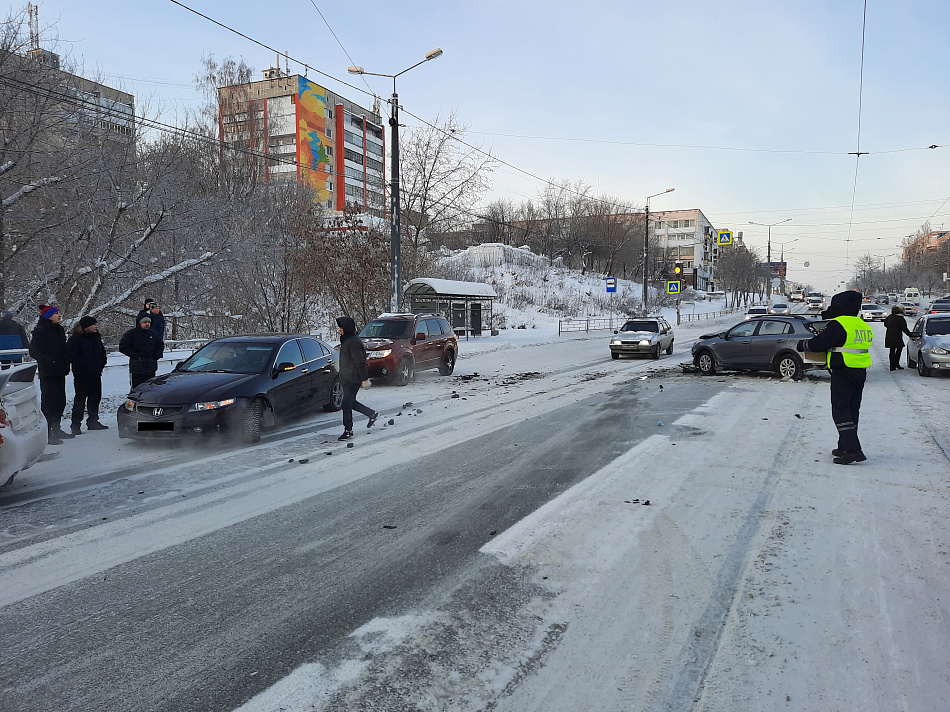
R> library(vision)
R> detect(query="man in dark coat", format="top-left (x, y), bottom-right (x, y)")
top-left (119, 314), bottom-right (164, 389)
top-left (66, 316), bottom-right (109, 434)
top-left (336, 316), bottom-right (378, 441)
top-left (136, 299), bottom-right (165, 339)
top-left (883, 305), bottom-right (912, 371)
top-left (29, 304), bottom-right (75, 444)
top-left (0, 310), bottom-right (29, 366)
top-left (798, 290), bottom-right (872, 465)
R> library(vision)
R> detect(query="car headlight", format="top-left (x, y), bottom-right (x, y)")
top-left (611, 339), bottom-right (621, 345)
top-left (930, 346), bottom-right (949, 355)
top-left (191, 398), bottom-right (237, 411)
top-left (640, 339), bottom-right (651, 346)
top-left (367, 349), bottom-right (391, 358)
top-left (124, 399), bottom-right (136, 411)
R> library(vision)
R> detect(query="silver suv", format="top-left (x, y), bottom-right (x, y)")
top-left (610, 317), bottom-right (674, 359)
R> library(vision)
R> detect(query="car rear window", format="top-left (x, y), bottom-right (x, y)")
top-left (360, 321), bottom-right (413, 339)
top-left (621, 321), bottom-right (658, 332)
top-left (926, 318), bottom-right (950, 336)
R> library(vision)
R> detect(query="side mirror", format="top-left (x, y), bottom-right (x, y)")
top-left (172, 361), bottom-right (184, 371)
top-left (613, 330), bottom-right (619, 334)
top-left (416, 332), bottom-right (426, 341)
top-left (273, 362), bottom-right (295, 378)
top-left (910, 331), bottom-right (922, 339)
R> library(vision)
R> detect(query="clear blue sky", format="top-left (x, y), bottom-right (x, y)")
top-left (22, 0), bottom-right (950, 292)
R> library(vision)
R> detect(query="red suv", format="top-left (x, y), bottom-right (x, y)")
top-left (359, 313), bottom-right (458, 386)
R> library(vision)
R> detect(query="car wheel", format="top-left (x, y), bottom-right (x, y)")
top-left (241, 398), bottom-right (263, 443)
top-left (666, 339), bottom-right (674, 355)
top-left (611, 352), bottom-right (620, 360)
top-left (438, 350), bottom-right (456, 376)
top-left (652, 344), bottom-right (661, 359)
top-left (775, 353), bottom-right (804, 380)
top-left (696, 350), bottom-right (716, 375)
top-left (323, 376), bottom-right (344, 411)
top-left (906, 348), bottom-right (917, 369)
top-left (918, 356), bottom-right (932, 377)
top-left (393, 358), bottom-right (413, 386)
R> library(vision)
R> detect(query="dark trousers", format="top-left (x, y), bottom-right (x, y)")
top-left (130, 372), bottom-right (154, 389)
top-left (341, 382), bottom-right (374, 431)
top-left (888, 346), bottom-right (903, 370)
top-left (830, 367), bottom-right (866, 452)
top-left (71, 377), bottom-right (102, 425)
top-left (39, 375), bottom-right (67, 431)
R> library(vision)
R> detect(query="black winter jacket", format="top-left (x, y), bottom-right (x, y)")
top-left (119, 326), bottom-right (164, 376)
top-left (0, 316), bottom-right (29, 348)
top-left (136, 309), bottom-right (165, 338)
top-left (29, 318), bottom-right (70, 377)
top-left (66, 331), bottom-right (108, 381)
top-left (883, 313), bottom-right (912, 348)
top-left (336, 317), bottom-right (368, 384)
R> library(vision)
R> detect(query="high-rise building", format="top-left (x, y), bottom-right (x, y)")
top-left (651, 209), bottom-right (719, 291)
top-left (218, 66), bottom-right (385, 213)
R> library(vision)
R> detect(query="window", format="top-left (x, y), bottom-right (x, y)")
top-left (299, 338), bottom-right (326, 363)
top-left (344, 148), bottom-right (364, 165)
top-left (425, 319), bottom-right (444, 336)
top-left (756, 320), bottom-right (791, 336)
top-left (728, 322), bottom-right (757, 338)
top-left (366, 156), bottom-right (384, 173)
top-left (344, 129), bottom-right (363, 147)
top-left (275, 341), bottom-right (304, 368)
top-left (365, 141), bottom-right (383, 157)
top-left (326, 128), bottom-right (332, 138)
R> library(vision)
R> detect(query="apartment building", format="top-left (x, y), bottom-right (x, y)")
top-left (651, 208), bottom-right (719, 291)
top-left (218, 67), bottom-right (385, 213)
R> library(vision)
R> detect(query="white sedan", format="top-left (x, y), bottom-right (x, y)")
top-left (859, 304), bottom-right (887, 322)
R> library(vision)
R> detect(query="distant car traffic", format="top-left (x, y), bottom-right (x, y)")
top-left (907, 314), bottom-right (950, 377)
top-left (691, 315), bottom-right (827, 380)
top-left (0, 363), bottom-right (48, 487)
top-left (118, 334), bottom-right (344, 443)
top-left (927, 299), bottom-right (950, 314)
top-left (898, 302), bottom-right (919, 317)
top-left (887, 293), bottom-right (899, 303)
top-left (745, 305), bottom-right (770, 319)
top-left (769, 302), bottom-right (791, 315)
top-left (874, 294), bottom-right (889, 305)
top-left (610, 317), bottom-right (674, 359)
top-left (805, 296), bottom-right (824, 311)
top-left (859, 304), bottom-right (887, 321)
top-left (790, 291), bottom-right (805, 302)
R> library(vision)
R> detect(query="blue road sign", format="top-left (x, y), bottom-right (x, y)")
top-left (606, 277), bottom-right (617, 293)
top-left (717, 230), bottom-right (733, 246)
top-left (666, 280), bottom-right (682, 294)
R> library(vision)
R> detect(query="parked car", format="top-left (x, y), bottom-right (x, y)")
top-left (906, 314), bottom-right (950, 377)
top-left (745, 305), bottom-right (770, 319)
top-left (609, 317), bottom-right (674, 359)
top-left (691, 315), bottom-right (828, 380)
top-left (927, 299), bottom-right (950, 314)
top-left (0, 363), bottom-right (47, 487)
top-left (769, 302), bottom-right (791, 315)
top-left (859, 303), bottom-right (887, 321)
top-left (898, 302), bottom-right (919, 317)
top-left (359, 313), bottom-right (458, 386)
top-left (118, 334), bottom-right (343, 443)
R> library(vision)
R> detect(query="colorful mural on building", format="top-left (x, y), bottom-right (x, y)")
top-left (296, 76), bottom-right (332, 203)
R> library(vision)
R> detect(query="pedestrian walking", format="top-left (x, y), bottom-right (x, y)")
top-left (136, 299), bottom-right (165, 339)
top-left (0, 310), bottom-right (29, 367)
top-left (797, 290), bottom-right (872, 465)
top-left (883, 305), bottom-right (912, 371)
top-left (119, 314), bottom-right (164, 389)
top-left (66, 316), bottom-right (109, 434)
top-left (29, 304), bottom-right (75, 444)
top-left (336, 316), bottom-right (378, 441)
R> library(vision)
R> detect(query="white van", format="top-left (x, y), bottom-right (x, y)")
top-left (903, 288), bottom-right (921, 305)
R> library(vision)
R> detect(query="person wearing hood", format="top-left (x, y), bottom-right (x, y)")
top-left (797, 290), bottom-right (872, 465)
top-left (0, 310), bottom-right (29, 367)
top-left (336, 316), bottom-right (378, 441)
top-left (883, 305), bottom-right (912, 371)
top-left (66, 316), bottom-right (109, 434)
top-left (29, 304), bottom-right (75, 444)
top-left (136, 299), bottom-right (165, 338)
top-left (119, 313), bottom-right (164, 389)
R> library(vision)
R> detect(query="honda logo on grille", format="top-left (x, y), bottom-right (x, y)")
top-left (153, 408), bottom-right (163, 417)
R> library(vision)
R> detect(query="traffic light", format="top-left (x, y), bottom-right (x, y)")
top-left (674, 261), bottom-right (683, 275)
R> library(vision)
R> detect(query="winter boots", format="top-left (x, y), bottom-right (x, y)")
top-left (338, 430), bottom-right (354, 441)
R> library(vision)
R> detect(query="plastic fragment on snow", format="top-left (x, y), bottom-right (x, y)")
top-left (642, 500), bottom-right (651, 506)
top-left (795, 413), bottom-right (802, 419)
top-left (388, 419), bottom-right (395, 425)
top-left (288, 458), bottom-right (294, 462)
top-left (657, 421), bottom-right (663, 426)
top-left (383, 525), bottom-right (397, 529)
top-left (346, 443), bottom-right (354, 448)
top-left (325, 451), bottom-right (332, 456)
top-left (299, 458), bottom-right (309, 463)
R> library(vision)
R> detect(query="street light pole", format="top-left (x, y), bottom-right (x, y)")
top-left (348, 48), bottom-right (443, 313)
top-left (749, 218), bottom-right (791, 296)
top-left (642, 188), bottom-right (674, 314)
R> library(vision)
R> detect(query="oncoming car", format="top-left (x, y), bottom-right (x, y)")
top-left (745, 305), bottom-right (769, 319)
top-left (907, 314), bottom-right (950, 377)
top-left (118, 335), bottom-right (343, 443)
top-left (691, 315), bottom-right (827, 380)
top-left (609, 317), bottom-right (674, 359)
top-left (769, 302), bottom-right (791, 315)
top-left (859, 303), bottom-right (887, 321)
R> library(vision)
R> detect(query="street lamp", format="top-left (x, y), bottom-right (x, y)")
top-left (748, 218), bottom-right (792, 266)
top-left (642, 187), bottom-right (675, 313)
top-left (349, 47), bottom-right (444, 312)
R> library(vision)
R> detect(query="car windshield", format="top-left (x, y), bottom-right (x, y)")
top-left (360, 321), bottom-right (414, 339)
top-left (179, 342), bottom-right (275, 374)
top-left (621, 321), bottom-right (658, 332)
top-left (925, 318), bottom-right (950, 336)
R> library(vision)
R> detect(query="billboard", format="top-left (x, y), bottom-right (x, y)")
top-left (296, 76), bottom-right (332, 203)
top-left (762, 261), bottom-right (787, 278)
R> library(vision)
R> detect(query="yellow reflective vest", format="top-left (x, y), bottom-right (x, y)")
top-left (828, 315), bottom-right (872, 369)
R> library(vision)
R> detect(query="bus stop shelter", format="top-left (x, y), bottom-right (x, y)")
top-left (404, 278), bottom-right (496, 336)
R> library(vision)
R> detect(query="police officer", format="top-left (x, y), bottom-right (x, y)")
top-left (798, 290), bottom-right (871, 465)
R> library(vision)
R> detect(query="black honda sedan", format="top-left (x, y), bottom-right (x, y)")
top-left (118, 334), bottom-right (343, 443)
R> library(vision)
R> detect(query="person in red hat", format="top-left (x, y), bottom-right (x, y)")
top-left (29, 305), bottom-right (74, 444)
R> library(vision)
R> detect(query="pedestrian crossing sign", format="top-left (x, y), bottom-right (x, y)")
top-left (666, 280), bottom-right (682, 294)
top-left (717, 230), bottom-right (733, 246)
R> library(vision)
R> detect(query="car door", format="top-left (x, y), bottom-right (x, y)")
top-left (908, 317), bottom-right (925, 363)
top-left (425, 318), bottom-right (447, 367)
top-left (750, 319), bottom-right (792, 367)
top-left (299, 337), bottom-right (335, 409)
top-left (270, 340), bottom-right (306, 419)
top-left (658, 319), bottom-right (673, 351)
top-left (412, 318), bottom-right (434, 368)
top-left (715, 321), bottom-right (757, 366)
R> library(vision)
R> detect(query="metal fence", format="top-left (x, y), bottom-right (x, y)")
top-left (558, 307), bottom-right (739, 335)
top-left (677, 307), bottom-right (740, 322)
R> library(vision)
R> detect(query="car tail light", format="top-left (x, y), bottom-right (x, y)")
top-left (0, 407), bottom-right (8, 428)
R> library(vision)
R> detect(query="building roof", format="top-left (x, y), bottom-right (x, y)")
top-left (405, 278), bottom-right (496, 298)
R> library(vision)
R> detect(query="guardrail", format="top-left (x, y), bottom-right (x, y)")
top-left (677, 307), bottom-right (740, 322)
top-left (558, 308), bottom-right (740, 335)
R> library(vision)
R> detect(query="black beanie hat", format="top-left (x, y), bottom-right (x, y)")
top-left (79, 316), bottom-right (98, 329)
top-left (336, 316), bottom-right (357, 337)
top-left (821, 290), bottom-right (862, 320)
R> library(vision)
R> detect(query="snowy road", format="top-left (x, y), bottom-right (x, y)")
top-left (2, 316), bottom-right (949, 711)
